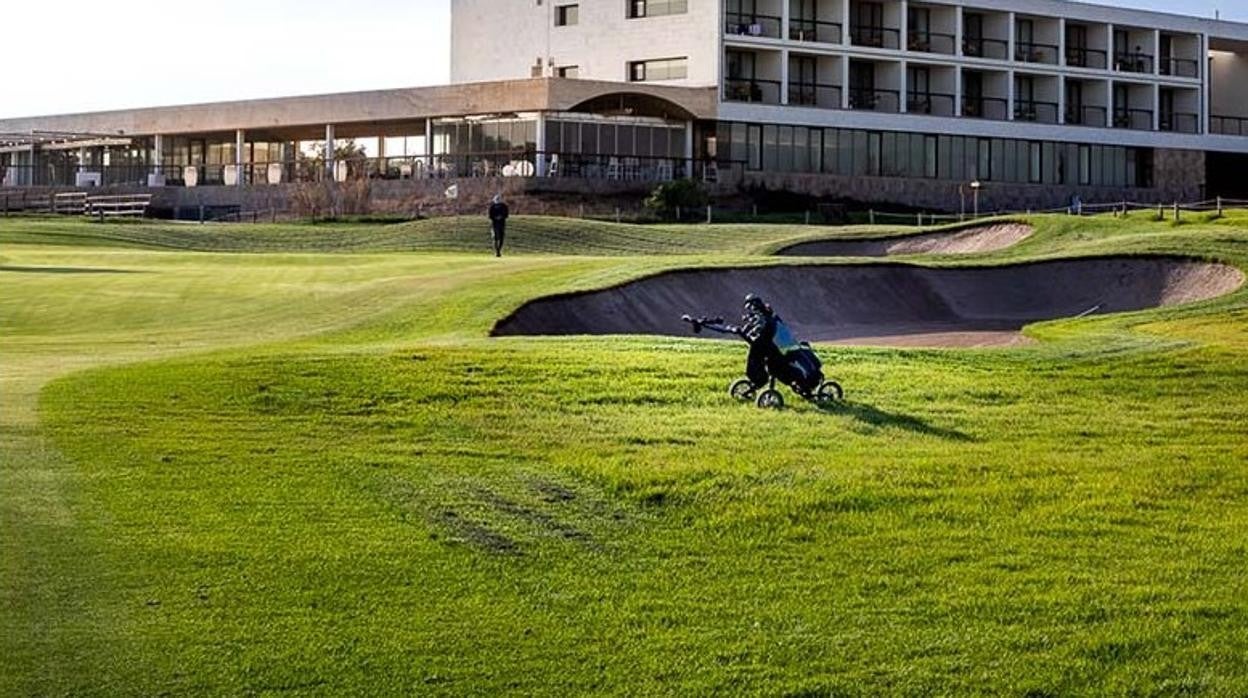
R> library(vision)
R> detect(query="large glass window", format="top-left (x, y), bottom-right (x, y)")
top-left (627, 57), bottom-right (688, 82)
top-left (629, 0), bottom-right (687, 18)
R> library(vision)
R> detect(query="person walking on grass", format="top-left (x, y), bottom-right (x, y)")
top-left (488, 194), bottom-right (510, 257)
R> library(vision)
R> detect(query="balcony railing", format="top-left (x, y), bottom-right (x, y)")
top-left (850, 25), bottom-right (901, 49)
top-left (963, 37), bottom-right (1010, 61)
top-left (1066, 46), bottom-right (1108, 69)
top-left (1113, 108), bottom-right (1154, 130)
top-left (725, 13), bottom-right (782, 39)
top-left (962, 96), bottom-right (1009, 120)
top-left (724, 77), bottom-right (783, 104)
top-left (1160, 57), bottom-right (1200, 78)
top-left (1159, 112), bottom-right (1200, 134)
top-left (789, 18), bottom-right (842, 44)
top-left (788, 83), bottom-right (843, 109)
top-left (1015, 41), bottom-right (1059, 65)
top-left (849, 87), bottom-right (901, 112)
top-left (1211, 115), bottom-right (1248, 137)
top-left (1114, 51), bottom-right (1153, 74)
top-left (907, 30), bottom-right (956, 54)
top-left (1065, 105), bottom-right (1108, 127)
top-left (1014, 99), bottom-right (1059, 123)
top-left (906, 92), bottom-right (956, 116)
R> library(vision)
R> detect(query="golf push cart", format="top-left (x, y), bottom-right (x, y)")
top-left (681, 313), bottom-right (844, 409)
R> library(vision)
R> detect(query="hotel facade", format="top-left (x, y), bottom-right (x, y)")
top-left (3, 0), bottom-right (1248, 212)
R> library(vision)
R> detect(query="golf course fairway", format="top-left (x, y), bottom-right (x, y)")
top-left (3, 212), bottom-right (1248, 695)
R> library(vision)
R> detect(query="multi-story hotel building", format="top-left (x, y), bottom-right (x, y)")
top-left (3, 0), bottom-right (1248, 211)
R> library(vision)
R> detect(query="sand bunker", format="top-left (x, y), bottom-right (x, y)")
top-left (492, 257), bottom-right (1243, 347)
top-left (777, 223), bottom-right (1033, 257)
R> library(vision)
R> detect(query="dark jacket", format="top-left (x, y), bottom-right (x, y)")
top-left (488, 202), bottom-right (510, 228)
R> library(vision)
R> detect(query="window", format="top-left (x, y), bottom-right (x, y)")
top-left (557, 65), bottom-right (579, 78)
top-left (628, 0), bottom-right (687, 18)
top-left (555, 4), bottom-right (578, 26)
top-left (627, 57), bottom-right (687, 82)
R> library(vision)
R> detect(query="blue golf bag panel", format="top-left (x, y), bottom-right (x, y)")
top-left (772, 318), bottom-right (802, 354)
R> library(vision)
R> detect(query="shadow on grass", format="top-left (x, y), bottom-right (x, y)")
top-left (817, 399), bottom-right (973, 441)
top-left (0, 265), bottom-right (146, 274)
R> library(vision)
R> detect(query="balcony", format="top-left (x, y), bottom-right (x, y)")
top-left (1159, 112), bottom-right (1200, 134)
top-left (1016, 41), bottom-right (1059, 65)
top-left (849, 87), bottom-right (900, 112)
top-left (1014, 99), bottom-right (1059, 124)
top-left (1113, 51), bottom-right (1153, 74)
top-left (725, 12), bottom-right (782, 39)
top-left (962, 96), bottom-right (1009, 120)
top-left (906, 92), bottom-right (956, 116)
top-left (1160, 57), bottom-right (1200, 78)
top-left (788, 82), bottom-right (843, 109)
top-left (1113, 108), bottom-right (1154, 130)
top-left (1211, 115), bottom-right (1248, 137)
top-left (724, 78), bottom-right (782, 104)
top-left (789, 18), bottom-right (843, 45)
top-left (963, 37), bottom-right (1010, 61)
top-left (1066, 46), bottom-right (1108, 70)
top-left (1066, 105), bottom-right (1108, 127)
top-left (907, 30), bottom-right (956, 55)
top-left (851, 24), bottom-right (901, 49)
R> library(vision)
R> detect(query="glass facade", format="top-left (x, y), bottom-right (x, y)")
top-left (717, 121), bottom-right (1153, 188)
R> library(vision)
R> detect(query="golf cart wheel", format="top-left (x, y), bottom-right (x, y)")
top-left (816, 381), bottom-right (844, 403)
top-left (756, 389), bottom-right (784, 410)
top-left (729, 379), bottom-right (755, 402)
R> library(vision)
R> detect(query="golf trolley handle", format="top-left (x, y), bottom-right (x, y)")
top-left (681, 314), bottom-right (744, 337)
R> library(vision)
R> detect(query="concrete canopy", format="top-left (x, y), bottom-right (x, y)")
top-left (0, 78), bottom-right (719, 139)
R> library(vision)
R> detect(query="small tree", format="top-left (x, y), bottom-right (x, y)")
top-left (644, 179), bottom-right (708, 221)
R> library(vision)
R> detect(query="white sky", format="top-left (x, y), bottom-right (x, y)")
top-left (2, 0), bottom-right (1245, 119)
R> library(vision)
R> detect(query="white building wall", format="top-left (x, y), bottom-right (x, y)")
top-left (451, 0), bottom-right (721, 87)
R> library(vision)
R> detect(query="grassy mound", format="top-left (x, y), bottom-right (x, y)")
top-left (4, 212), bottom-right (1248, 694)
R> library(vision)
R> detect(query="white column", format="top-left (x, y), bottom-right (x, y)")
top-left (1058, 76), bottom-right (1067, 125)
top-left (78, 146), bottom-right (87, 173)
top-left (1201, 33), bottom-right (1210, 134)
top-left (842, 0), bottom-right (851, 46)
top-left (1007, 12), bottom-right (1016, 62)
top-left (235, 129), bottom-right (245, 186)
top-left (899, 60), bottom-right (908, 113)
top-left (153, 134), bottom-right (164, 170)
top-left (899, 0), bottom-right (908, 52)
top-left (1153, 29), bottom-right (1161, 76)
top-left (1153, 83), bottom-right (1161, 131)
top-left (684, 120), bottom-right (694, 177)
top-left (780, 49), bottom-right (790, 105)
top-left (324, 124), bottom-right (335, 181)
top-left (954, 5), bottom-right (963, 56)
top-left (1058, 18), bottom-right (1067, 67)
top-left (1107, 24), bottom-right (1116, 69)
top-left (1007, 69), bottom-right (1016, 120)
top-left (954, 66), bottom-right (963, 116)
top-left (841, 58), bottom-right (851, 109)
top-left (781, 0), bottom-right (790, 41)
top-left (535, 112), bottom-right (547, 177)
top-left (1106, 80), bottom-right (1115, 127)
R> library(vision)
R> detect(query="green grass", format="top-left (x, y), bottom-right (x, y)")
top-left (3, 212), bottom-right (1248, 695)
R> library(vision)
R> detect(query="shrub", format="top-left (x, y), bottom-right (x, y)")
top-left (644, 179), bottom-right (708, 221)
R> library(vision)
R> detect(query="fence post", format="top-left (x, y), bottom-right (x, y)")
top-left (676, 205), bottom-right (682, 221)
top-left (805, 210), bottom-right (811, 225)
top-left (869, 209), bottom-right (875, 225)
top-left (615, 207), bottom-right (621, 224)
top-left (752, 204), bottom-right (758, 218)
top-left (1217, 196), bottom-right (1224, 217)
top-left (579, 203), bottom-right (585, 219)
top-left (1077, 201), bottom-right (1083, 216)
top-left (199, 205), bottom-right (205, 224)
top-left (916, 212), bottom-right (922, 226)
top-left (1157, 202), bottom-right (1163, 220)
top-left (1173, 202), bottom-right (1180, 222)
top-left (706, 204), bottom-right (712, 224)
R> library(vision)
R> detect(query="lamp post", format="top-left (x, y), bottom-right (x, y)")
top-left (970, 180), bottom-right (982, 218)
